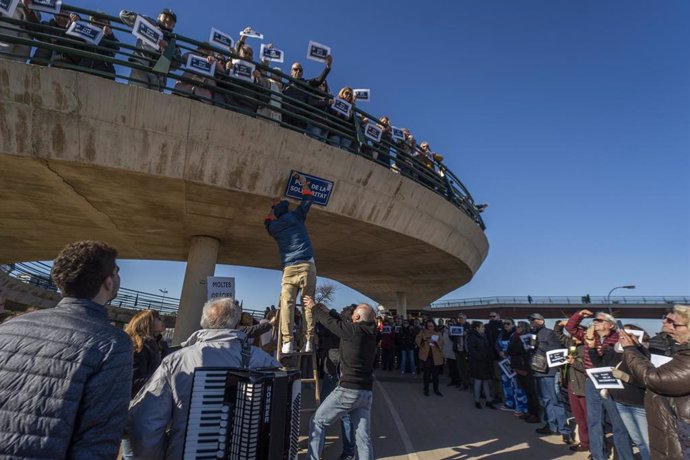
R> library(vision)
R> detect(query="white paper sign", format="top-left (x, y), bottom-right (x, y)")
top-left (354, 88), bottom-right (370, 102)
top-left (133, 15), bottom-right (163, 50)
top-left (364, 122), bottom-right (383, 142)
top-left (391, 126), bottom-right (405, 142)
top-left (239, 28), bottom-right (263, 40)
top-left (209, 27), bottom-right (233, 49)
top-left (0, 0), bottom-right (20, 17)
top-left (186, 54), bottom-right (216, 77)
top-left (546, 348), bottom-right (569, 367)
top-left (449, 325), bottom-right (464, 337)
top-left (30, 0), bottom-right (61, 14)
top-left (586, 366), bottom-right (624, 389)
top-left (650, 354), bottom-right (673, 368)
top-left (521, 334), bottom-right (535, 350)
top-left (430, 334), bottom-right (439, 343)
top-left (230, 59), bottom-right (255, 82)
top-left (307, 40), bottom-right (330, 62)
top-left (260, 44), bottom-right (284, 63)
top-left (331, 98), bottom-right (352, 118)
top-left (498, 358), bottom-right (516, 378)
top-left (65, 21), bottom-right (104, 45)
top-left (623, 329), bottom-right (645, 342)
top-left (207, 276), bottom-right (235, 300)
top-left (394, 325), bottom-right (401, 333)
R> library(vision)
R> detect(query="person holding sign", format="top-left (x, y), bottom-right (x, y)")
top-left (119, 8), bottom-right (181, 91)
top-left (0, 0), bottom-right (40, 63)
top-left (415, 320), bottom-right (444, 397)
top-left (174, 43), bottom-right (219, 104)
top-left (566, 310), bottom-right (634, 460)
top-left (282, 53), bottom-right (333, 131)
top-left (264, 174), bottom-right (317, 354)
top-left (620, 305), bottom-right (690, 460)
top-left (75, 15), bottom-right (120, 80)
top-left (507, 321), bottom-right (541, 423)
top-left (496, 319), bottom-right (529, 415)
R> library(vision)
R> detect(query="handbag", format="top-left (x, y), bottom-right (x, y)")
top-left (530, 351), bottom-right (548, 373)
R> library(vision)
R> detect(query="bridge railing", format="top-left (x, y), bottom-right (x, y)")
top-left (0, 3), bottom-right (486, 230)
top-left (429, 295), bottom-right (690, 309)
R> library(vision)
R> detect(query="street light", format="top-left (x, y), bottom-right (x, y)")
top-left (159, 288), bottom-right (168, 311)
top-left (607, 285), bottom-right (635, 313)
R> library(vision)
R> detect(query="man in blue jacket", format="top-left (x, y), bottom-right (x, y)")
top-left (265, 174), bottom-right (317, 354)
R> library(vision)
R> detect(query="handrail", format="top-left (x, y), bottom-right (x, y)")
top-left (429, 295), bottom-right (690, 309)
top-left (0, 3), bottom-right (486, 230)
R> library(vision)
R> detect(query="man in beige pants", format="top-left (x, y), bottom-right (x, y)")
top-left (265, 174), bottom-right (317, 354)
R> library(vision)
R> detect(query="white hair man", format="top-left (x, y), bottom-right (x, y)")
top-left (127, 297), bottom-right (280, 460)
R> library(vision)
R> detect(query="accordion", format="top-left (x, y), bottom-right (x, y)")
top-left (183, 367), bottom-right (301, 460)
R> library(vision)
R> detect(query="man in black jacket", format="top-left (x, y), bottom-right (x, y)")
top-left (304, 296), bottom-right (377, 460)
top-left (282, 55), bottom-right (333, 131)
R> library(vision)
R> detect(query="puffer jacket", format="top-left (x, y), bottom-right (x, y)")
top-left (265, 187), bottom-right (315, 267)
top-left (0, 297), bottom-right (133, 459)
top-left (127, 329), bottom-right (280, 460)
top-left (624, 342), bottom-right (690, 460)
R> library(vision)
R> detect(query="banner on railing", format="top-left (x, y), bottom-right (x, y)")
top-left (207, 276), bottom-right (235, 300)
top-left (66, 21), bottom-right (105, 45)
top-left (0, 0), bottom-right (20, 17)
top-left (209, 27), bottom-right (233, 49)
top-left (133, 15), bottom-right (163, 50)
top-left (284, 170), bottom-right (335, 207)
top-left (307, 40), bottom-right (330, 63)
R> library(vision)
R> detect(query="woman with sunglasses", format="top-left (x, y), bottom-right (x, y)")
top-left (620, 305), bottom-right (690, 460)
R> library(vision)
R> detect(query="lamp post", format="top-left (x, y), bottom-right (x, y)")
top-left (606, 285), bottom-right (635, 313)
top-left (159, 288), bottom-right (168, 311)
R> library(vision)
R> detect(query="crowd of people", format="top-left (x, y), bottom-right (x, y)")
top-left (369, 309), bottom-right (690, 459)
top-left (0, 1), bottom-right (488, 223)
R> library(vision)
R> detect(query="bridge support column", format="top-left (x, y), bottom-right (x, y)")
top-left (173, 236), bottom-right (220, 345)
top-left (396, 291), bottom-right (408, 318)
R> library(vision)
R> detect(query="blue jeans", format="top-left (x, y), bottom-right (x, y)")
top-left (585, 379), bottom-right (634, 460)
top-left (400, 349), bottom-right (416, 374)
top-left (320, 375), bottom-right (354, 456)
top-left (309, 386), bottom-right (373, 460)
top-left (536, 376), bottom-right (570, 435)
top-left (614, 401), bottom-right (650, 460)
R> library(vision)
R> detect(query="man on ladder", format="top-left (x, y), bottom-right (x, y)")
top-left (265, 173), bottom-right (317, 355)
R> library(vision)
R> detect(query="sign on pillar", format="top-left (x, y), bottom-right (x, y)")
top-left (207, 276), bottom-right (235, 300)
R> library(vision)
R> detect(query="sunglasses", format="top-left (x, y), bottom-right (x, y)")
top-left (292, 67), bottom-right (303, 72)
top-left (663, 316), bottom-right (688, 328)
top-left (489, 315), bottom-right (497, 319)
top-left (503, 322), bottom-right (513, 326)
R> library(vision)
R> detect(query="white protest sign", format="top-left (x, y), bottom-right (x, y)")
top-left (449, 325), bottom-right (464, 337)
top-left (230, 59), bottom-right (255, 82)
top-left (394, 325), bottom-right (401, 334)
top-left (0, 0), bottom-right (20, 17)
top-left (239, 28), bottom-right (263, 40)
top-left (260, 44), bottom-right (284, 63)
top-left (521, 334), bottom-right (535, 350)
top-left (650, 354), bottom-right (673, 368)
top-left (186, 54), bottom-right (216, 77)
top-left (546, 348), bottom-right (569, 367)
top-left (623, 329), bottom-right (645, 342)
top-left (430, 334), bottom-right (439, 343)
top-left (133, 15), bottom-right (163, 50)
top-left (66, 21), bottom-right (105, 45)
top-left (498, 358), bottom-right (516, 378)
top-left (382, 326), bottom-right (392, 334)
top-left (586, 367), bottom-right (624, 389)
top-left (30, 0), bottom-right (61, 14)
top-left (354, 88), bottom-right (370, 102)
top-left (364, 122), bottom-right (383, 142)
top-left (207, 276), bottom-right (235, 300)
top-left (209, 27), bottom-right (233, 49)
top-left (331, 98), bottom-right (352, 118)
top-left (307, 40), bottom-right (330, 62)
top-left (391, 126), bottom-right (405, 142)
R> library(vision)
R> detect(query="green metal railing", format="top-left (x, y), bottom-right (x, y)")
top-left (0, 3), bottom-right (486, 229)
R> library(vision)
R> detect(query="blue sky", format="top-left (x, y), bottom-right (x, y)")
top-left (65, 0), bottom-right (689, 309)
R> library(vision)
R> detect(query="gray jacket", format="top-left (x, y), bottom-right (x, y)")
top-left (0, 297), bottom-right (133, 459)
top-left (127, 329), bottom-right (280, 460)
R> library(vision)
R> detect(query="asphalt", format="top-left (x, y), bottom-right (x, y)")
top-left (298, 370), bottom-right (592, 460)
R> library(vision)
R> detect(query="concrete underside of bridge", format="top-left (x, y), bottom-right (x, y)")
top-left (0, 59), bottom-right (489, 307)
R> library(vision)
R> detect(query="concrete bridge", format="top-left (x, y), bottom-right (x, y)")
top-left (0, 58), bottom-right (489, 341)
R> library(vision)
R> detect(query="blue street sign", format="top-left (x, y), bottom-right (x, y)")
top-left (284, 170), bottom-right (335, 207)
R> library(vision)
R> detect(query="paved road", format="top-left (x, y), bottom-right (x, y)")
top-left (299, 370), bottom-right (591, 460)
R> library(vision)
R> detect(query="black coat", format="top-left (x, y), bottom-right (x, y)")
top-left (132, 337), bottom-right (162, 397)
top-left (467, 330), bottom-right (494, 380)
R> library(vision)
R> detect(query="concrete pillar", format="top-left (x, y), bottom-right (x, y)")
top-left (396, 291), bottom-right (407, 318)
top-left (173, 236), bottom-right (220, 345)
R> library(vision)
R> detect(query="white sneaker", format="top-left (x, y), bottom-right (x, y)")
top-left (281, 342), bottom-right (294, 354)
top-left (303, 340), bottom-right (313, 353)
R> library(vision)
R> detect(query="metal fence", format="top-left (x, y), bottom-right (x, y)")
top-left (0, 3), bottom-right (485, 230)
top-left (430, 295), bottom-right (690, 309)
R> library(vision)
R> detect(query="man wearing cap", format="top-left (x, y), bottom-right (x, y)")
top-left (119, 8), bottom-right (181, 91)
top-left (528, 313), bottom-right (573, 444)
top-left (566, 310), bottom-right (634, 460)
